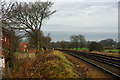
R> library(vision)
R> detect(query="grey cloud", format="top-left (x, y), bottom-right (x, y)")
top-left (42, 2), bottom-right (118, 41)
top-left (52, 2), bottom-right (117, 17)
top-left (43, 31), bottom-right (118, 42)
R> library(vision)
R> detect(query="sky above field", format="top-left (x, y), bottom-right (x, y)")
top-left (4, 0), bottom-right (119, 42)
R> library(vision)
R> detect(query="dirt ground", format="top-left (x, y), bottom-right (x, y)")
top-left (74, 49), bottom-right (120, 57)
top-left (62, 52), bottom-right (113, 78)
top-left (91, 51), bottom-right (120, 57)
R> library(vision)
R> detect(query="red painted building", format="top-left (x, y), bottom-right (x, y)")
top-left (19, 42), bottom-right (36, 53)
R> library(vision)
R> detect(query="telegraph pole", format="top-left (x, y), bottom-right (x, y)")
top-left (0, 20), bottom-right (2, 55)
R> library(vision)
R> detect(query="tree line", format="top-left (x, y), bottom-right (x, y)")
top-left (51, 34), bottom-right (119, 52)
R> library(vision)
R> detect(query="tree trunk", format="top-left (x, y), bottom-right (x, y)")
top-left (37, 33), bottom-right (40, 54)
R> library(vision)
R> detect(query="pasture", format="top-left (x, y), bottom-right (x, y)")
top-left (104, 49), bottom-right (120, 53)
top-left (71, 48), bottom-right (120, 53)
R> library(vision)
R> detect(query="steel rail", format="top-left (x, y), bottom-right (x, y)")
top-left (76, 53), bottom-right (120, 68)
top-left (56, 49), bottom-right (120, 78)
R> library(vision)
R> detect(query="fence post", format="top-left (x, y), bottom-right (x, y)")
top-left (6, 61), bottom-right (9, 78)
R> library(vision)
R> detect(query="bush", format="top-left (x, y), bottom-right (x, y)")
top-left (89, 42), bottom-right (104, 52)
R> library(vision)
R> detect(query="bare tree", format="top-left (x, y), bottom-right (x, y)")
top-left (1, 1), bottom-right (56, 54)
top-left (26, 30), bottom-right (43, 49)
top-left (78, 35), bottom-right (86, 48)
top-left (70, 35), bottom-right (79, 49)
top-left (26, 30), bottom-right (51, 50)
top-left (70, 34), bottom-right (86, 49)
top-left (41, 34), bottom-right (51, 49)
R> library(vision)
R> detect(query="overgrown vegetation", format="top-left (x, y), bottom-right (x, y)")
top-left (7, 50), bottom-right (79, 78)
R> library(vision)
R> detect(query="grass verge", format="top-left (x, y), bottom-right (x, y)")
top-left (9, 50), bottom-right (79, 78)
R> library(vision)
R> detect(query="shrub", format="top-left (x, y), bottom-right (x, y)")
top-left (89, 42), bottom-right (104, 52)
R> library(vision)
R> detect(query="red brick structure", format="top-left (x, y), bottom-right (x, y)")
top-left (0, 27), bottom-right (12, 68)
top-left (19, 42), bottom-right (29, 52)
top-left (19, 42), bottom-right (36, 53)
top-left (1, 27), bottom-right (12, 55)
top-left (29, 48), bottom-right (36, 53)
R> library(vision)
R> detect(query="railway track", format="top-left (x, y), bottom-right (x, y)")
top-left (56, 49), bottom-right (120, 78)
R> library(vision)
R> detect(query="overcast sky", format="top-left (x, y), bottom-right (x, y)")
top-left (42, 0), bottom-right (118, 42)
top-left (4, 0), bottom-right (119, 42)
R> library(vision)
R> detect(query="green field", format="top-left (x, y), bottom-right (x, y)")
top-left (104, 49), bottom-right (120, 53)
top-left (71, 48), bottom-right (120, 53)
top-left (71, 48), bottom-right (88, 50)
